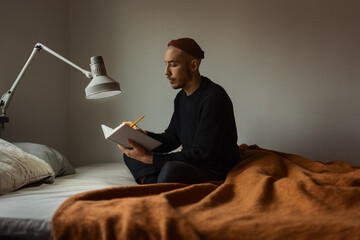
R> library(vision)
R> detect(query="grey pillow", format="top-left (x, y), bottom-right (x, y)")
top-left (12, 142), bottom-right (76, 177)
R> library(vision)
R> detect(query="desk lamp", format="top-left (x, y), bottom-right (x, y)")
top-left (0, 43), bottom-right (121, 132)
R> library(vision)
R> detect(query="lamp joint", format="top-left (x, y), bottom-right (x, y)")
top-left (35, 43), bottom-right (42, 51)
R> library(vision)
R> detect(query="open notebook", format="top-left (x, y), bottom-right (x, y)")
top-left (101, 124), bottom-right (161, 151)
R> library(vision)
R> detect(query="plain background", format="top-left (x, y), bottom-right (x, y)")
top-left (1, 0), bottom-right (359, 166)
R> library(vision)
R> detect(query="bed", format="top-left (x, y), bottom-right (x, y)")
top-left (0, 139), bottom-right (137, 240)
top-left (1, 139), bottom-right (360, 240)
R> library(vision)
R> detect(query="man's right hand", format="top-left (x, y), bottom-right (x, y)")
top-left (122, 121), bottom-right (147, 135)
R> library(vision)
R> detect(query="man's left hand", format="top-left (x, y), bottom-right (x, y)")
top-left (118, 140), bottom-right (153, 164)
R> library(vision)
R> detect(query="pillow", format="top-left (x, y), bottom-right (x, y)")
top-left (0, 138), bottom-right (55, 195)
top-left (12, 142), bottom-right (76, 177)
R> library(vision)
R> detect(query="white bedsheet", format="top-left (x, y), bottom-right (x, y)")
top-left (0, 161), bottom-right (137, 240)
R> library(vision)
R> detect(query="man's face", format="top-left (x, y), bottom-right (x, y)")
top-left (164, 47), bottom-right (192, 90)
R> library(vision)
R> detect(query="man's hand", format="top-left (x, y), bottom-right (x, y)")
top-left (118, 139), bottom-right (153, 164)
top-left (123, 121), bottom-right (147, 134)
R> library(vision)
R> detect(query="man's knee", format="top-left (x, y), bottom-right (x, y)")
top-left (123, 154), bottom-right (156, 181)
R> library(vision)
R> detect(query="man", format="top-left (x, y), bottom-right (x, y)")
top-left (119, 38), bottom-right (240, 184)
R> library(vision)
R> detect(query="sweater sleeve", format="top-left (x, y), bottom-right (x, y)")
top-left (152, 91), bottom-right (234, 172)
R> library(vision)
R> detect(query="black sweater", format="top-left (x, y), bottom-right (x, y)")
top-left (147, 76), bottom-right (239, 176)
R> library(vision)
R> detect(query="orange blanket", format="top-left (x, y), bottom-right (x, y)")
top-left (52, 145), bottom-right (360, 240)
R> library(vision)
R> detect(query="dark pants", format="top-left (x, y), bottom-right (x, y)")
top-left (123, 154), bottom-right (225, 184)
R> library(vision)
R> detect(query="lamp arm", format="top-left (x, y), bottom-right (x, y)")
top-left (0, 46), bottom-right (39, 115)
top-left (0, 43), bottom-right (92, 115)
top-left (38, 43), bottom-right (92, 78)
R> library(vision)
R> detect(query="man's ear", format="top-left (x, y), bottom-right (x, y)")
top-left (190, 59), bottom-right (200, 72)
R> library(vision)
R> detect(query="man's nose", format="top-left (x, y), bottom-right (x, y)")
top-left (164, 66), bottom-right (170, 76)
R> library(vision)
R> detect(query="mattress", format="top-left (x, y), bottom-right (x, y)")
top-left (0, 161), bottom-right (137, 240)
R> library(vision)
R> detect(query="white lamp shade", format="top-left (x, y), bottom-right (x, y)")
top-left (85, 75), bottom-right (121, 99)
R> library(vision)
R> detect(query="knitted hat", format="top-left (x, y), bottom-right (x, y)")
top-left (167, 38), bottom-right (204, 59)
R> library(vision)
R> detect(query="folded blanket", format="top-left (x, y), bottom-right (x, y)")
top-left (52, 145), bottom-right (360, 240)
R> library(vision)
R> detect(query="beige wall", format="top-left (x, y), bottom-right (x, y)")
top-left (69, 0), bottom-right (360, 166)
top-left (0, 0), bottom-right (70, 156)
top-left (1, 0), bottom-right (360, 166)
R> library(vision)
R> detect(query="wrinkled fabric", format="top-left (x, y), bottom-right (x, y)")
top-left (52, 145), bottom-right (360, 240)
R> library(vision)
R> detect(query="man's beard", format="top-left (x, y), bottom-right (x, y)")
top-left (169, 66), bottom-right (193, 89)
